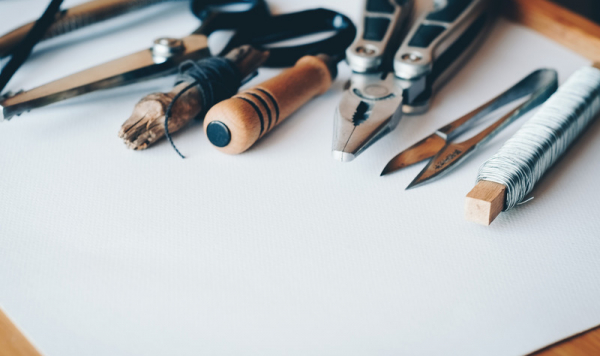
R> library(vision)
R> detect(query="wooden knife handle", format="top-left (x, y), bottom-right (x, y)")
top-left (203, 55), bottom-right (333, 154)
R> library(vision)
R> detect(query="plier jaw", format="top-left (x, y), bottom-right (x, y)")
top-left (332, 72), bottom-right (403, 162)
top-left (333, 0), bottom-right (497, 162)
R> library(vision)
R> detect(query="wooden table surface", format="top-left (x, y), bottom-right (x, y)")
top-left (1, 306), bottom-right (599, 356)
top-left (531, 326), bottom-right (600, 356)
top-left (1, 1), bottom-right (599, 355)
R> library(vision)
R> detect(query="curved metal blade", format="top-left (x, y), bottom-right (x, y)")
top-left (1, 34), bottom-right (209, 121)
top-left (381, 133), bottom-right (446, 176)
top-left (406, 142), bottom-right (475, 190)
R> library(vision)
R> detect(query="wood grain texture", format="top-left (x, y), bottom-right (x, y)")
top-left (504, 0), bottom-right (600, 62)
top-left (0, 0), bottom-right (169, 57)
top-left (5, 1), bottom-right (600, 355)
top-left (549, 0), bottom-right (600, 26)
top-left (0, 309), bottom-right (41, 356)
top-left (530, 326), bottom-right (600, 356)
top-left (465, 180), bottom-right (506, 226)
top-left (204, 55), bottom-right (333, 154)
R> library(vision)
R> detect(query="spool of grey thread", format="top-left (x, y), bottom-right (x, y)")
top-left (476, 65), bottom-right (600, 211)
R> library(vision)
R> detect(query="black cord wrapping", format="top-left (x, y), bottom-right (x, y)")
top-left (164, 56), bottom-right (242, 158)
top-left (0, 0), bottom-right (64, 93)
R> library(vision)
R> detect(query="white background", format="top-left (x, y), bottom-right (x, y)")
top-left (0, 0), bottom-right (598, 355)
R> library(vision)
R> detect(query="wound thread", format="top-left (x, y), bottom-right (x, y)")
top-left (476, 66), bottom-right (600, 210)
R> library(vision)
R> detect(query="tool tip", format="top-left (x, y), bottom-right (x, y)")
top-left (405, 179), bottom-right (420, 190)
top-left (332, 150), bottom-right (355, 162)
top-left (380, 162), bottom-right (400, 176)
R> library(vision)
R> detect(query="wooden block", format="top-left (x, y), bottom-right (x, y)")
top-left (465, 181), bottom-right (507, 226)
top-left (504, 0), bottom-right (600, 62)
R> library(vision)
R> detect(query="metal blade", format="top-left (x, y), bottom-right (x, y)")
top-left (1, 34), bottom-right (209, 121)
top-left (380, 133), bottom-right (447, 176)
top-left (406, 142), bottom-right (475, 190)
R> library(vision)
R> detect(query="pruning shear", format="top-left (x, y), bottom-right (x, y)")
top-left (381, 68), bottom-right (558, 189)
top-left (332, 0), bottom-right (497, 162)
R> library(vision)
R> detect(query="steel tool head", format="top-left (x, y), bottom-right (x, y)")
top-left (333, 0), bottom-right (496, 161)
top-left (406, 141), bottom-right (475, 190)
top-left (404, 68), bottom-right (558, 190)
top-left (380, 132), bottom-right (447, 176)
top-left (332, 72), bottom-right (403, 162)
top-left (382, 68), bottom-right (559, 185)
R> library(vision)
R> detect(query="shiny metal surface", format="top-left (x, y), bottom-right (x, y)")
top-left (345, 0), bottom-right (413, 73)
top-left (333, 72), bottom-right (403, 161)
top-left (401, 68), bottom-right (558, 189)
top-left (394, 0), bottom-right (492, 80)
top-left (0, 34), bottom-right (209, 120)
top-left (151, 38), bottom-right (185, 64)
top-left (333, 0), bottom-right (495, 162)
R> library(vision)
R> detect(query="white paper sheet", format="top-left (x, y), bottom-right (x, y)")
top-left (1, 1), bottom-right (599, 355)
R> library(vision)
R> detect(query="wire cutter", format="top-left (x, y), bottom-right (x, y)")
top-left (381, 68), bottom-right (558, 189)
top-left (332, 0), bottom-right (497, 162)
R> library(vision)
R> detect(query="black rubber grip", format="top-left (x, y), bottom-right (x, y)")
top-left (407, 24), bottom-right (445, 48)
top-left (363, 17), bottom-right (391, 41)
top-left (426, 0), bottom-right (473, 23)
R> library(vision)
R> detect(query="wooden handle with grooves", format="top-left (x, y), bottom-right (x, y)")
top-left (203, 55), bottom-right (333, 154)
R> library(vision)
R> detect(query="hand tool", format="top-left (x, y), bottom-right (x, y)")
top-left (332, 0), bottom-right (497, 162)
top-left (0, 0), bottom-right (190, 58)
top-left (0, 0), bottom-right (64, 93)
top-left (119, 46), bottom-right (269, 151)
top-left (466, 65), bottom-right (600, 226)
top-left (0, 0), bottom-right (271, 122)
top-left (380, 68), bottom-right (558, 189)
top-left (203, 53), bottom-right (341, 154)
top-left (118, 8), bottom-right (356, 152)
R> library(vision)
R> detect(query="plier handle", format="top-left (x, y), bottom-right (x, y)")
top-left (333, 0), bottom-right (497, 162)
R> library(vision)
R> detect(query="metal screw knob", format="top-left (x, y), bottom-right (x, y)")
top-left (356, 46), bottom-right (376, 56)
top-left (401, 52), bottom-right (423, 63)
top-left (151, 38), bottom-right (184, 64)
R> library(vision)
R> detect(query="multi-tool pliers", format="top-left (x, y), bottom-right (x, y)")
top-left (332, 0), bottom-right (496, 162)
